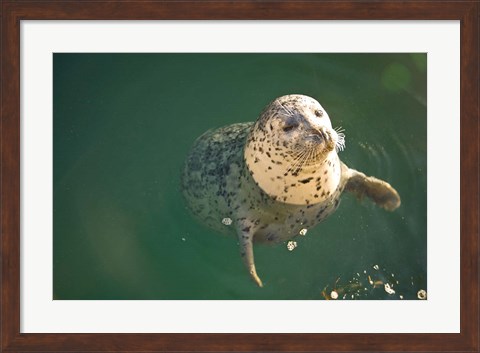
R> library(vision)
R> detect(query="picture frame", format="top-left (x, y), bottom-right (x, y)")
top-left (1, 1), bottom-right (478, 352)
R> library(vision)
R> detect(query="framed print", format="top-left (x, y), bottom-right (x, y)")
top-left (1, 1), bottom-right (478, 352)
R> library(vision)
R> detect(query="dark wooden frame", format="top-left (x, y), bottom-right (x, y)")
top-left (1, 1), bottom-right (478, 352)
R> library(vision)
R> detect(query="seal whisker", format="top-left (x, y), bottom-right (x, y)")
top-left (291, 148), bottom-right (312, 175)
top-left (306, 147), bottom-right (315, 166)
top-left (334, 126), bottom-right (346, 152)
top-left (335, 129), bottom-right (346, 152)
top-left (301, 147), bottom-right (315, 170)
top-left (286, 153), bottom-right (302, 173)
top-left (295, 151), bottom-right (311, 174)
top-left (291, 147), bottom-right (310, 161)
top-left (291, 146), bottom-right (316, 169)
top-left (277, 101), bottom-right (295, 117)
top-left (297, 145), bottom-right (323, 166)
top-left (291, 149), bottom-right (308, 161)
top-left (288, 150), bottom-right (309, 175)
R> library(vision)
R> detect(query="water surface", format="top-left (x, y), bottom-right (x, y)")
top-left (53, 53), bottom-right (427, 300)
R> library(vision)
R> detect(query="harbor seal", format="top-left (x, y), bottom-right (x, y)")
top-left (181, 94), bottom-right (400, 287)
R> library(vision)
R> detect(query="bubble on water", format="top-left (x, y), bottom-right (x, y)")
top-left (384, 283), bottom-right (396, 295)
top-left (181, 237), bottom-right (186, 242)
top-left (321, 265), bottom-right (422, 300)
top-left (417, 289), bottom-right (427, 300)
top-left (299, 228), bottom-right (308, 236)
top-left (287, 241), bottom-right (297, 251)
top-left (221, 217), bottom-right (232, 226)
top-left (330, 290), bottom-right (338, 299)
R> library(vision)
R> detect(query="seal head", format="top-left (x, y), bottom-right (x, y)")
top-left (245, 94), bottom-right (345, 205)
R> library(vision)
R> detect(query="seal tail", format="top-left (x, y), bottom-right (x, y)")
top-left (237, 222), bottom-right (263, 287)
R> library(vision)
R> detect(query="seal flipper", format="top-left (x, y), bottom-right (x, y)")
top-left (343, 165), bottom-right (401, 211)
top-left (236, 220), bottom-right (263, 287)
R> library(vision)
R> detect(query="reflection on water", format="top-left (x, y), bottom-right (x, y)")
top-left (53, 53), bottom-right (426, 300)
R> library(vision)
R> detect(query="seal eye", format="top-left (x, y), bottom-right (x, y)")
top-left (315, 110), bottom-right (323, 117)
top-left (283, 124), bottom-right (298, 132)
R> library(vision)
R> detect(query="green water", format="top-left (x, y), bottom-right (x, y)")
top-left (53, 53), bottom-right (426, 300)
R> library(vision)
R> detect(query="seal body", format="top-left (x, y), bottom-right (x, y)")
top-left (182, 122), bottom-right (343, 242)
top-left (182, 95), bottom-right (401, 287)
